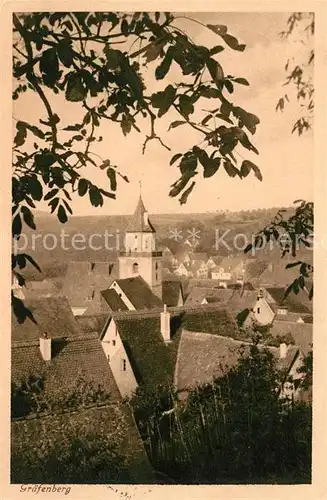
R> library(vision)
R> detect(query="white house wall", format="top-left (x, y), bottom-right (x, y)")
top-left (253, 297), bottom-right (275, 325)
top-left (109, 281), bottom-right (136, 310)
top-left (101, 319), bottom-right (138, 399)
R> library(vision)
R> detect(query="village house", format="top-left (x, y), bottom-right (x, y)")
top-left (62, 261), bottom-right (117, 315)
top-left (11, 296), bottom-right (153, 483)
top-left (190, 260), bottom-right (209, 279)
top-left (174, 330), bottom-right (307, 402)
top-left (206, 255), bottom-right (222, 270)
top-left (174, 262), bottom-right (190, 278)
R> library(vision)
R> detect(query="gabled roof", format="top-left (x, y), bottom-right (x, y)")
top-left (113, 276), bottom-right (163, 310)
top-left (12, 296), bottom-right (82, 342)
top-left (125, 195), bottom-right (155, 233)
top-left (274, 311), bottom-right (311, 323)
top-left (112, 315), bottom-right (176, 389)
top-left (62, 260), bottom-right (117, 308)
top-left (265, 287), bottom-right (312, 314)
top-left (177, 306), bottom-right (241, 339)
top-left (174, 330), bottom-right (300, 393)
top-left (185, 287), bottom-right (258, 312)
top-left (75, 313), bottom-right (109, 335)
top-left (12, 333), bottom-right (121, 399)
top-left (162, 280), bottom-right (183, 307)
top-left (101, 289), bottom-right (129, 312)
top-left (24, 278), bottom-right (62, 298)
top-left (11, 333), bottom-right (153, 483)
top-left (268, 321), bottom-right (313, 355)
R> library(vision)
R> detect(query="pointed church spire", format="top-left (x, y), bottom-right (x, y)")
top-left (125, 192), bottom-right (156, 233)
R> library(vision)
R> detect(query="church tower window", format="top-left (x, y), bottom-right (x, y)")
top-left (132, 262), bottom-right (139, 274)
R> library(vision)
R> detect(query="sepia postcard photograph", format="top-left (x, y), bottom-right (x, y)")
top-left (1, 1), bottom-right (327, 498)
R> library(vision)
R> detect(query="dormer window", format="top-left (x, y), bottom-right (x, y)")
top-left (277, 308), bottom-right (288, 315)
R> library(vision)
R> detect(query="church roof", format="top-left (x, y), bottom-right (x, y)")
top-left (113, 276), bottom-right (163, 310)
top-left (101, 289), bottom-right (129, 312)
top-left (125, 196), bottom-right (156, 233)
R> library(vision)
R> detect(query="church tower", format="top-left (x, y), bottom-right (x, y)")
top-left (118, 195), bottom-right (162, 299)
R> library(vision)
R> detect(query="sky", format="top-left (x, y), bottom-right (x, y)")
top-left (13, 12), bottom-right (314, 216)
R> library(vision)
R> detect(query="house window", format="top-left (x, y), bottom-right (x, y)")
top-left (277, 308), bottom-right (287, 315)
top-left (112, 340), bottom-right (116, 347)
top-left (132, 262), bottom-right (139, 274)
top-left (257, 307), bottom-right (260, 314)
top-left (122, 359), bottom-right (127, 371)
top-left (107, 354), bottom-right (110, 362)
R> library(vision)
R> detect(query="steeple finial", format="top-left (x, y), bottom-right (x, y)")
top-left (139, 180), bottom-right (142, 197)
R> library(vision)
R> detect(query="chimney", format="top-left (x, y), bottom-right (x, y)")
top-left (160, 304), bottom-right (171, 342)
top-left (279, 342), bottom-right (288, 359)
top-left (40, 332), bottom-right (51, 361)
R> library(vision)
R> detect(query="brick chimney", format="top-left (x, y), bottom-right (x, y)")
top-left (160, 304), bottom-right (171, 343)
top-left (40, 332), bottom-right (51, 361)
top-left (279, 342), bottom-right (288, 359)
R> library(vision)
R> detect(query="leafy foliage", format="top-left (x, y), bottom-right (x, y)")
top-left (277, 12), bottom-right (314, 135)
top-left (244, 200), bottom-right (313, 298)
top-left (12, 12), bottom-right (262, 321)
top-left (130, 343), bottom-right (312, 483)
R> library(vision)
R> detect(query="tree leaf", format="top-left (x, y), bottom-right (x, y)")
top-left (14, 122), bottom-right (27, 147)
top-left (224, 160), bottom-right (239, 178)
top-left (21, 206), bottom-right (36, 230)
top-left (107, 168), bottom-right (117, 191)
top-left (155, 48), bottom-right (174, 80)
top-left (57, 205), bottom-right (68, 223)
top-left (78, 179), bottom-right (88, 196)
top-left (27, 176), bottom-right (43, 201)
top-left (207, 24), bottom-right (228, 36)
top-left (39, 48), bottom-right (60, 84)
top-left (179, 181), bottom-right (196, 205)
top-left (168, 120), bottom-right (187, 130)
top-left (48, 197), bottom-right (59, 213)
top-left (44, 188), bottom-right (59, 201)
top-left (234, 77), bottom-right (250, 86)
top-left (65, 73), bottom-right (87, 102)
top-left (151, 85), bottom-right (176, 117)
top-left (220, 33), bottom-right (246, 52)
top-left (89, 185), bottom-right (103, 207)
top-left (206, 58), bottom-right (224, 84)
top-left (224, 79), bottom-right (234, 93)
top-left (210, 45), bottom-right (224, 55)
top-left (12, 293), bottom-right (36, 324)
top-left (12, 213), bottom-right (22, 239)
top-left (203, 158), bottom-right (221, 178)
top-left (240, 160), bottom-right (251, 178)
top-left (169, 153), bottom-right (182, 166)
top-left (57, 39), bottom-right (74, 68)
top-left (179, 95), bottom-right (194, 119)
top-left (23, 253), bottom-right (42, 272)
